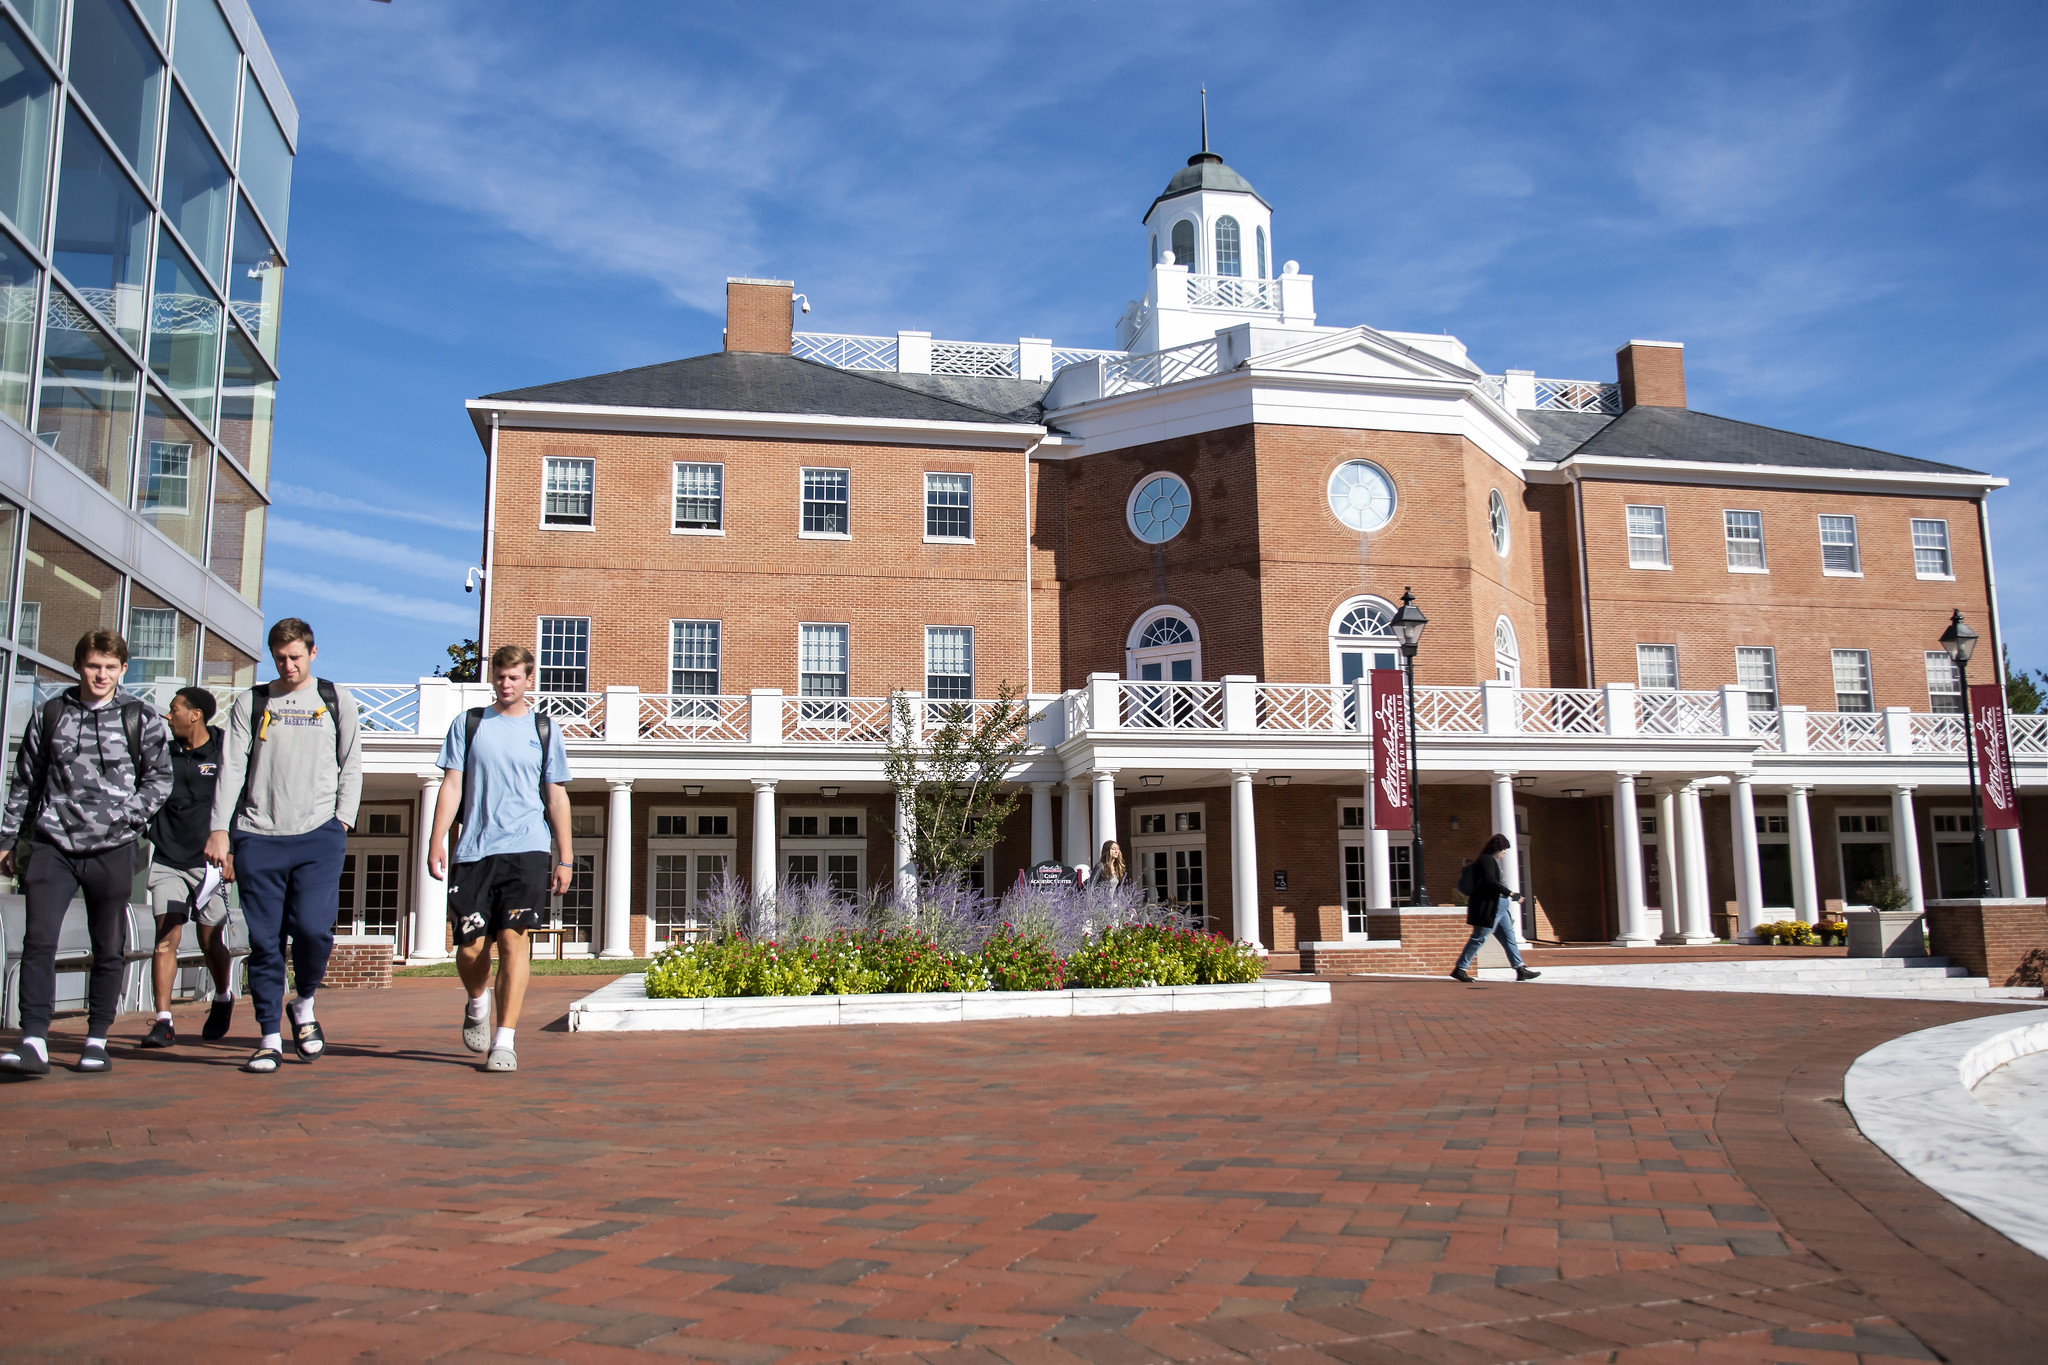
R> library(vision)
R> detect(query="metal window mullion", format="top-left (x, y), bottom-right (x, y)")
top-left (3, 0), bottom-right (64, 74)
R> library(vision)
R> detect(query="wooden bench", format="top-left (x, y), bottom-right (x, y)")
top-left (525, 927), bottom-right (568, 960)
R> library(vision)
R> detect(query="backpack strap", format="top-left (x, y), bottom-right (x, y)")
top-left (20, 693), bottom-right (68, 843)
top-left (533, 711), bottom-right (555, 817)
top-left (120, 698), bottom-right (144, 774)
top-left (316, 677), bottom-right (342, 769)
top-left (235, 682), bottom-right (272, 823)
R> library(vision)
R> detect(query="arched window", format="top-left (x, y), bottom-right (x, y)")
top-left (1170, 218), bottom-right (1196, 271)
top-left (1256, 225), bottom-right (1267, 279)
top-left (1488, 488), bottom-right (1510, 558)
top-left (1330, 597), bottom-right (1400, 687)
top-left (1494, 616), bottom-right (1520, 686)
top-left (1127, 608), bottom-right (1201, 682)
top-left (1215, 217), bottom-right (1241, 276)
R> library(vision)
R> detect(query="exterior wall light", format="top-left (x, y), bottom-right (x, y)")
top-left (1139, 774), bottom-right (1164, 787)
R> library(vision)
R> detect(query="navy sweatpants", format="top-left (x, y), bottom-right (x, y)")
top-left (233, 818), bottom-right (348, 1032)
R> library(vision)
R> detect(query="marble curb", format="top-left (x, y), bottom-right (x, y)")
top-left (1843, 1011), bottom-right (2048, 1260)
top-left (566, 976), bottom-right (1331, 1032)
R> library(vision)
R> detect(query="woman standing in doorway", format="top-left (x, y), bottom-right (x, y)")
top-left (1452, 834), bottom-right (1541, 983)
top-left (1095, 840), bottom-right (1127, 887)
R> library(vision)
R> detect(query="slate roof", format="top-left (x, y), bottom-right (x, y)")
top-left (1521, 404), bottom-right (1982, 476)
top-left (478, 351), bottom-right (1052, 427)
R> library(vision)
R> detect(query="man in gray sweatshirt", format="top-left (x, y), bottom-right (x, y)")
top-left (205, 618), bottom-right (361, 1074)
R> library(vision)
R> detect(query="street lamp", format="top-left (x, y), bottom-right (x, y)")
top-left (1939, 609), bottom-right (1991, 897)
top-left (1390, 587), bottom-right (1429, 905)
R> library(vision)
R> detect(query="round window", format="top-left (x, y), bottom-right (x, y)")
top-left (1488, 488), bottom-right (1510, 557)
top-left (1327, 461), bottom-right (1396, 532)
top-left (1127, 472), bottom-right (1192, 544)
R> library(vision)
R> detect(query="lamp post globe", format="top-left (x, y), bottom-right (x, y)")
top-left (1393, 589), bottom-right (1429, 906)
top-left (1941, 609), bottom-right (1991, 897)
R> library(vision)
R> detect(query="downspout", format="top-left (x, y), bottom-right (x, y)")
top-left (1572, 472), bottom-right (1595, 686)
top-left (1978, 495), bottom-right (2007, 690)
top-left (1022, 435), bottom-right (1044, 695)
top-left (481, 411), bottom-right (501, 654)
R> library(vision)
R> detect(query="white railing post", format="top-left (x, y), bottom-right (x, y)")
top-left (604, 685), bottom-right (639, 743)
top-left (1779, 704), bottom-right (1809, 754)
top-left (1719, 685), bottom-right (1749, 740)
top-left (1882, 706), bottom-right (1913, 756)
top-left (749, 688), bottom-right (784, 746)
top-left (1018, 337), bottom-right (1052, 382)
top-left (1503, 369), bottom-right (1536, 410)
top-left (1027, 694), bottom-right (1065, 748)
top-left (1087, 672), bottom-right (1121, 731)
top-left (1603, 682), bottom-right (1637, 737)
top-left (1352, 678), bottom-right (1370, 733)
top-left (1275, 261), bottom-right (1315, 328)
top-left (1222, 675), bottom-right (1258, 733)
top-left (889, 690), bottom-right (922, 745)
top-left (415, 676), bottom-right (455, 737)
top-left (896, 330), bottom-right (931, 374)
top-left (1481, 680), bottom-right (1517, 736)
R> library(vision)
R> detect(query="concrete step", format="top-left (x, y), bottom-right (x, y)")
top-left (1475, 955), bottom-right (2046, 1002)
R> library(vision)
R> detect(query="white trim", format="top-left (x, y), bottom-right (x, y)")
top-left (1126, 606), bottom-right (1201, 682)
top-left (1487, 487), bottom-right (1510, 558)
top-left (923, 470), bottom-right (974, 543)
top-left (466, 399), bottom-right (1053, 450)
top-left (671, 459), bottom-right (726, 533)
top-left (1550, 454), bottom-right (2005, 496)
top-left (1329, 595), bottom-right (1399, 687)
top-left (1126, 470), bottom-right (1192, 544)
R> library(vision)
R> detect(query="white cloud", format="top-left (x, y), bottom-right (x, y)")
top-left (264, 568), bottom-right (473, 628)
top-left (269, 480), bottom-right (480, 533)
top-left (270, 517), bottom-right (473, 582)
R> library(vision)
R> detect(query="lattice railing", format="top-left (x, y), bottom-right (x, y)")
top-left (1532, 378), bottom-right (1622, 413)
top-left (1255, 684), bottom-right (1355, 732)
top-left (1104, 338), bottom-right (1221, 396)
top-left (1413, 686), bottom-right (1484, 734)
top-left (639, 694), bottom-right (748, 743)
top-left (1187, 274), bottom-right (1279, 311)
top-left (783, 696), bottom-right (893, 743)
top-left (918, 698), bottom-right (1028, 742)
top-left (349, 685), bottom-right (421, 734)
top-left (1119, 681), bottom-right (1223, 730)
top-left (1116, 300), bottom-right (1153, 350)
top-left (1052, 346), bottom-right (1120, 371)
top-left (1063, 689), bottom-right (1092, 736)
top-left (1806, 711), bottom-right (1886, 754)
top-left (2010, 714), bottom-right (2048, 757)
top-left (1477, 374), bottom-right (1508, 405)
top-left (1517, 688), bottom-right (1605, 735)
top-left (792, 332), bottom-right (898, 370)
top-left (930, 339), bottom-right (1019, 377)
top-left (1636, 690), bottom-right (1723, 736)
top-left (531, 691), bottom-right (605, 740)
top-left (1910, 712), bottom-right (1966, 755)
top-left (1749, 710), bottom-right (1783, 751)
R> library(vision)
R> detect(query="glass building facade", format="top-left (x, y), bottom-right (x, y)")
top-left (0, 0), bottom-right (288, 765)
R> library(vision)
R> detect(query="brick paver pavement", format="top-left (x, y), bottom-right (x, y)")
top-left (2, 976), bottom-right (2044, 1362)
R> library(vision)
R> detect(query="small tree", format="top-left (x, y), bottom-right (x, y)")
top-left (2003, 646), bottom-right (2046, 715)
top-left (437, 638), bottom-right (481, 682)
top-left (883, 684), bottom-right (1034, 883)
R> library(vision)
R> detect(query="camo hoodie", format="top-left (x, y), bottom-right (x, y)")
top-left (0, 689), bottom-right (174, 855)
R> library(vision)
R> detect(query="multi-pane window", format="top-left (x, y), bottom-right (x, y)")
top-left (1626, 505), bottom-right (1668, 567)
top-left (1819, 514), bottom-right (1859, 573)
top-left (542, 457), bottom-right (594, 527)
top-left (673, 462), bottom-right (723, 531)
top-left (1636, 644), bottom-right (1679, 691)
top-left (143, 441), bottom-right (191, 512)
top-left (799, 623), bottom-right (848, 698)
top-left (1925, 651), bottom-right (1963, 714)
top-left (1214, 216), bottom-right (1241, 276)
top-left (924, 473), bottom-right (972, 540)
top-left (1832, 649), bottom-right (1873, 712)
top-left (1736, 646), bottom-right (1778, 712)
top-left (1724, 510), bottom-right (1765, 570)
top-left (670, 620), bottom-right (720, 695)
top-left (801, 467), bottom-right (849, 534)
top-left (537, 617), bottom-right (590, 692)
top-left (1911, 519), bottom-right (1951, 577)
top-left (127, 606), bottom-right (177, 682)
top-left (925, 626), bottom-right (972, 701)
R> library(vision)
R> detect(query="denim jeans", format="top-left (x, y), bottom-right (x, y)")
top-left (1454, 903), bottom-right (1525, 972)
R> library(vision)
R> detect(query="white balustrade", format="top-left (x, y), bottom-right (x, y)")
top-left (1528, 378), bottom-right (1622, 413)
top-left (1516, 688), bottom-right (1605, 735)
top-left (1413, 687), bottom-right (1484, 734)
top-left (639, 694), bottom-right (749, 743)
top-left (781, 696), bottom-right (894, 743)
top-left (348, 684), bottom-right (422, 734)
top-left (1103, 338), bottom-right (1222, 396)
top-left (1806, 711), bottom-right (1886, 754)
top-left (791, 332), bottom-right (898, 370)
top-left (1118, 680), bottom-right (1223, 730)
top-left (1636, 690), bottom-right (1724, 736)
top-left (1186, 274), bottom-right (1280, 311)
top-left (1910, 712), bottom-right (1966, 754)
top-left (1749, 710), bottom-right (1784, 751)
top-left (793, 331), bottom-right (1116, 378)
top-left (2009, 713), bottom-right (2048, 757)
top-left (530, 691), bottom-right (605, 740)
top-left (929, 339), bottom-right (1019, 377)
top-left (1254, 684), bottom-right (1352, 732)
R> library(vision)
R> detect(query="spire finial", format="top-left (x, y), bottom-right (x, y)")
top-left (1200, 86), bottom-right (1209, 153)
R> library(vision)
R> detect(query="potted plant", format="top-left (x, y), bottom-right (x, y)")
top-left (1815, 918), bottom-right (1849, 946)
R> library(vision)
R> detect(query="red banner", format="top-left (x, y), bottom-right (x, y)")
top-left (1971, 684), bottom-right (2020, 831)
top-left (1371, 669), bottom-right (1411, 831)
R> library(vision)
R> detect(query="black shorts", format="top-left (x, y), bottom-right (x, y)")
top-left (450, 852), bottom-right (552, 946)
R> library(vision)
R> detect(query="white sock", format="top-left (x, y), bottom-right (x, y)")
top-left (261, 1031), bottom-right (282, 1052)
top-left (216, 982), bottom-right (235, 1001)
top-left (289, 995), bottom-right (316, 1024)
top-left (491, 1026), bottom-right (515, 1051)
top-left (157, 1011), bottom-right (173, 1023)
top-left (86, 1036), bottom-right (106, 1050)
top-left (466, 992), bottom-right (491, 1022)
top-left (19, 1036), bottom-right (48, 1061)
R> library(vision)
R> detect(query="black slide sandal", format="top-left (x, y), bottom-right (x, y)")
top-left (293, 1018), bottom-right (325, 1061)
top-left (242, 1047), bottom-right (283, 1073)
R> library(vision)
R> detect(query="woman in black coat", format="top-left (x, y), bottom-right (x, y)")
top-left (1451, 834), bottom-right (1541, 983)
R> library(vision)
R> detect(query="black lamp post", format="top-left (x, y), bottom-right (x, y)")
top-left (1390, 587), bottom-right (1429, 906)
top-left (1939, 609), bottom-right (1991, 897)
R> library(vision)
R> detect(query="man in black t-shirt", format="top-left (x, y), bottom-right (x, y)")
top-left (139, 687), bottom-right (235, 1048)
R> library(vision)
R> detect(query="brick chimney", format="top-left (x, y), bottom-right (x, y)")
top-left (1615, 340), bottom-right (1685, 410)
top-left (724, 277), bottom-right (794, 354)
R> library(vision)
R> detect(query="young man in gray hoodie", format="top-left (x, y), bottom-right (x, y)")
top-left (0, 631), bottom-right (173, 1076)
top-left (205, 618), bottom-right (362, 1074)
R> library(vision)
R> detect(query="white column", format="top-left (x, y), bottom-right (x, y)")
top-left (600, 778), bottom-right (634, 958)
top-left (1611, 772), bottom-right (1653, 945)
top-left (751, 779), bottom-right (777, 933)
top-left (894, 787), bottom-right (917, 902)
top-left (1029, 782), bottom-right (1055, 866)
top-left (1788, 785), bottom-right (1820, 920)
top-left (1489, 771), bottom-right (1520, 895)
top-left (1230, 768), bottom-right (1262, 950)
top-left (411, 772), bottom-right (448, 962)
top-left (1366, 774), bottom-right (1392, 911)
top-left (1090, 770), bottom-right (1118, 868)
top-left (1892, 784), bottom-right (1925, 916)
top-left (1063, 777), bottom-right (1090, 868)
top-left (1655, 786), bottom-right (1682, 943)
top-left (1998, 826), bottom-right (2028, 898)
top-left (1731, 775), bottom-right (1765, 937)
top-left (1679, 782), bottom-right (1713, 943)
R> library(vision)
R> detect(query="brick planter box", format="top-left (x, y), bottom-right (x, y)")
top-left (1925, 899), bottom-right (2048, 988)
top-left (320, 943), bottom-right (395, 990)
top-left (1300, 908), bottom-right (1477, 975)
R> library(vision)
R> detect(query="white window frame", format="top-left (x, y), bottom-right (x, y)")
top-left (781, 806), bottom-right (867, 898)
top-left (1131, 802), bottom-right (1209, 931)
top-left (1329, 596), bottom-right (1401, 689)
top-left (335, 806), bottom-right (411, 943)
top-left (1636, 643), bottom-right (1679, 691)
top-left (554, 808), bottom-right (605, 956)
top-left (1723, 509), bottom-right (1766, 573)
top-left (798, 622), bottom-right (850, 722)
top-left (799, 466), bottom-right (851, 539)
top-left (536, 616), bottom-right (591, 694)
top-left (1910, 518), bottom-right (1952, 580)
top-left (1626, 504), bottom-right (1669, 569)
top-left (923, 472), bottom-right (973, 543)
top-left (672, 461), bottom-right (725, 536)
top-left (1488, 488), bottom-right (1510, 558)
top-left (1929, 806), bottom-right (1980, 899)
top-left (1835, 807), bottom-right (1896, 908)
top-left (1126, 605), bottom-right (1201, 682)
top-left (1924, 651), bottom-right (1962, 714)
top-left (648, 806), bottom-right (738, 947)
top-left (1494, 616), bottom-right (1519, 686)
top-left (1819, 514), bottom-right (1861, 576)
top-left (541, 456), bottom-right (595, 530)
top-left (1832, 648), bottom-right (1874, 713)
top-left (669, 619), bottom-right (721, 698)
top-left (1736, 646), bottom-right (1778, 712)
top-left (925, 625), bottom-right (972, 701)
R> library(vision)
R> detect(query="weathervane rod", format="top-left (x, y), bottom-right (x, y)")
top-left (1200, 86), bottom-right (1209, 152)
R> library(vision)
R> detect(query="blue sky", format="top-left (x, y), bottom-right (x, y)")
top-left (248, 0), bottom-right (2048, 682)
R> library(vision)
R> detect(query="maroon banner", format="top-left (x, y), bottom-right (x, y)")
top-left (1971, 683), bottom-right (2021, 831)
top-left (1371, 669), bottom-right (1411, 831)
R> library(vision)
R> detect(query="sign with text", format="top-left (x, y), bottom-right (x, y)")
top-left (1971, 684), bottom-right (2020, 831)
top-left (1026, 860), bottom-right (1082, 889)
top-left (1371, 668), bottom-right (1411, 830)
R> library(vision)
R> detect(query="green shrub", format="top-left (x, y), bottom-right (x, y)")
top-left (1190, 932), bottom-right (1267, 984)
top-left (977, 923), bottom-right (1065, 991)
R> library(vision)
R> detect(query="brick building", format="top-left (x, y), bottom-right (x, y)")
top-left (348, 140), bottom-right (2035, 967)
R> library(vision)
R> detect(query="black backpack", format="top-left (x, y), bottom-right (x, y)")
top-left (455, 706), bottom-right (557, 841)
top-left (1455, 860), bottom-right (1477, 899)
top-left (230, 679), bottom-right (345, 822)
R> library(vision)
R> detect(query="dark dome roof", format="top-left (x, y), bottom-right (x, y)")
top-left (1146, 151), bottom-right (1271, 220)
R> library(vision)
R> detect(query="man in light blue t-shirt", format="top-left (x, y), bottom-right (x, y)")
top-left (428, 644), bottom-right (573, 1073)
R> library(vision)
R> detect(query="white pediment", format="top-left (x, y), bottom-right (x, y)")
top-left (1238, 325), bottom-right (1481, 385)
